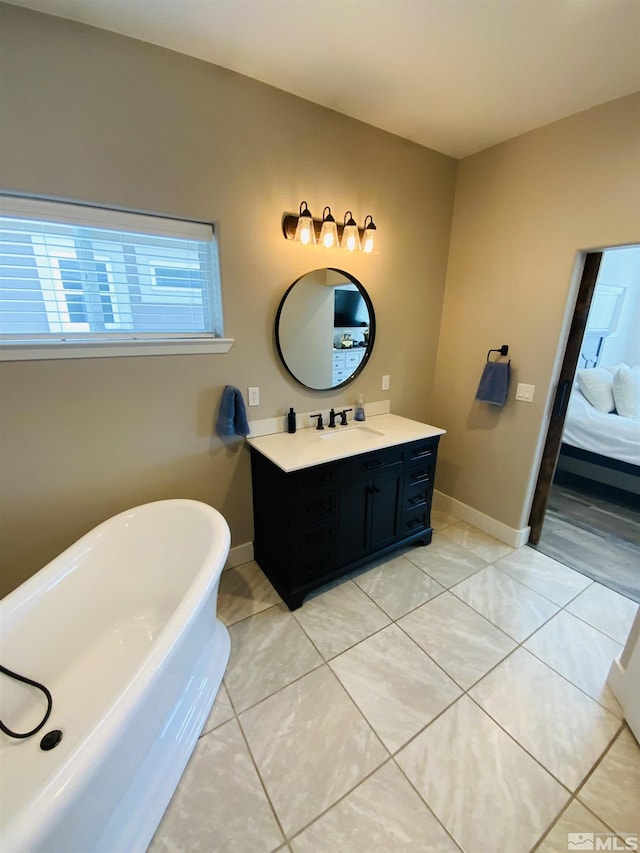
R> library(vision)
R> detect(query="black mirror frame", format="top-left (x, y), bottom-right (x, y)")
top-left (275, 267), bottom-right (376, 391)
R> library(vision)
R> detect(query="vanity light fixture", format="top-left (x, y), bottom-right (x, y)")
top-left (362, 215), bottom-right (377, 254)
top-left (319, 206), bottom-right (339, 249)
top-left (293, 201), bottom-right (316, 245)
top-left (282, 202), bottom-right (378, 252)
top-left (341, 211), bottom-right (361, 252)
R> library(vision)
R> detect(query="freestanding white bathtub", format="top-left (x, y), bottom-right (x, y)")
top-left (0, 499), bottom-right (231, 853)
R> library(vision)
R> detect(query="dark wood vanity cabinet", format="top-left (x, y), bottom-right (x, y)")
top-left (250, 435), bottom-right (440, 610)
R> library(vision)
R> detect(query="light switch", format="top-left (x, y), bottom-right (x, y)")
top-left (515, 383), bottom-right (535, 402)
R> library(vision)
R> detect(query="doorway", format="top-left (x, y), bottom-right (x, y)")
top-left (528, 247), bottom-right (640, 602)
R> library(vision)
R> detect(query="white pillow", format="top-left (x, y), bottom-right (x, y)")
top-left (612, 364), bottom-right (640, 418)
top-left (576, 368), bottom-right (615, 413)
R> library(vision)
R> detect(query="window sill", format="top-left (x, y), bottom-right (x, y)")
top-left (0, 338), bottom-right (235, 361)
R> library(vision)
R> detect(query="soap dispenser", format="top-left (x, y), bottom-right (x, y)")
top-left (287, 407), bottom-right (296, 434)
top-left (354, 394), bottom-right (365, 421)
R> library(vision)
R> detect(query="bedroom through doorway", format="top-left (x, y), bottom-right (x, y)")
top-left (529, 246), bottom-right (640, 603)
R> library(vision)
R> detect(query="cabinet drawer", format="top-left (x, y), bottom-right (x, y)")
top-left (332, 351), bottom-right (346, 367)
top-left (299, 550), bottom-right (333, 580)
top-left (299, 523), bottom-right (333, 552)
top-left (338, 446), bottom-right (404, 483)
top-left (403, 506), bottom-right (429, 535)
top-left (408, 440), bottom-right (436, 462)
top-left (406, 479), bottom-right (429, 509)
top-left (299, 494), bottom-right (333, 524)
top-left (345, 350), bottom-right (363, 368)
top-left (298, 525), bottom-right (334, 579)
top-left (406, 464), bottom-right (432, 487)
top-left (296, 465), bottom-right (335, 496)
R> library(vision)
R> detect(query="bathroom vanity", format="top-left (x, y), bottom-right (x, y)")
top-left (248, 414), bottom-right (445, 609)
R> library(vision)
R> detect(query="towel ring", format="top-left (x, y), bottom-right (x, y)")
top-left (487, 345), bottom-right (509, 363)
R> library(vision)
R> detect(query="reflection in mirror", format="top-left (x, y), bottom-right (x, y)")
top-left (275, 268), bottom-right (375, 390)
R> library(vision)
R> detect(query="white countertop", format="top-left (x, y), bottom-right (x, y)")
top-left (246, 413), bottom-right (446, 472)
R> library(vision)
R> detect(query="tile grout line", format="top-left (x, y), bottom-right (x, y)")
top-left (217, 558), bottom-right (477, 848)
top-left (233, 704), bottom-right (290, 847)
top-left (528, 721), bottom-right (628, 851)
top-left (221, 551), bottom-right (629, 748)
top-left (211, 544), bottom-right (637, 850)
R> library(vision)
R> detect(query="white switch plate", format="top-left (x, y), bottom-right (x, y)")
top-left (515, 383), bottom-right (535, 402)
top-left (247, 387), bottom-right (260, 406)
top-left (382, 374), bottom-right (390, 391)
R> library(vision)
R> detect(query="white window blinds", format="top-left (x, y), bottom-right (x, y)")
top-left (0, 196), bottom-right (224, 355)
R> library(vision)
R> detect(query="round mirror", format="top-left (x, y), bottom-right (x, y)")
top-left (275, 268), bottom-right (375, 390)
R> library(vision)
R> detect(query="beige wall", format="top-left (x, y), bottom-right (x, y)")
top-left (0, 4), bottom-right (457, 596)
top-left (430, 92), bottom-right (640, 531)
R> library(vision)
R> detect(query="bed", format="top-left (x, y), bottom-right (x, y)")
top-left (558, 384), bottom-right (640, 495)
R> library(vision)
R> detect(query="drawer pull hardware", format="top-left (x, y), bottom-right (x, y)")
top-left (411, 472), bottom-right (429, 482)
top-left (366, 460), bottom-right (384, 469)
top-left (408, 495), bottom-right (425, 506)
top-left (303, 474), bottom-right (333, 487)
top-left (412, 449), bottom-right (432, 459)
top-left (407, 518), bottom-right (424, 529)
top-left (305, 501), bottom-right (331, 516)
top-left (303, 529), bottom-right (333, 544)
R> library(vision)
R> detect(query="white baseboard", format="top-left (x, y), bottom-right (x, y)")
top-left (433, 490), bottom-right (530, 549)
top-left (224, 541), bottom-right (254, 570)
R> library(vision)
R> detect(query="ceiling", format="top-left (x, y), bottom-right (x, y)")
top-left (7, 0), bottom-right (640, 158)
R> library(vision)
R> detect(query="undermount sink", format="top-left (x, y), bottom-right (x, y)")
top-left (318, 425), bottom-right (385, 443)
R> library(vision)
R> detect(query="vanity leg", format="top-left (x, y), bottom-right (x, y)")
top-left (414, 529), bottom-right (433, 548)
top-left (284, 592), bottom-right (306, 611)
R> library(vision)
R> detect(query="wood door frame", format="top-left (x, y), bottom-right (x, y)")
top-left (528, 251), bottom-right (603, 543)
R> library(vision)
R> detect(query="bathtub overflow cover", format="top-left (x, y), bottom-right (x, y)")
top-left (40, 729), bottom-right (63, 751)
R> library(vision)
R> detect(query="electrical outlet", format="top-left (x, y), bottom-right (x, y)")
top-left (247, 387), bottom-right (260, 406)
top-left (382, 374), bottom-right (390, 391)
top-left (515, 383), bottom-right (535, 402)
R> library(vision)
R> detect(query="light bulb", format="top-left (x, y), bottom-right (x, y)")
top-left (319, 206), bottom-right (338, 249)
top-left (298, 220), bottom-right (313, 245)
top-left (340, 211), bottom-right (361, 252)
top-left (293, 201), bottom-right (316, 245)
top-left (361, 215), bottom-right (377, 254)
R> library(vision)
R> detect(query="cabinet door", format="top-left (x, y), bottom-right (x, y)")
top-left (370, 467), bottom-right (404, 551)
top-left (336, 467), bottom-right (404, 565)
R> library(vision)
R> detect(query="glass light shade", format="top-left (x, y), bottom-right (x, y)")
top-left (293, 202), bottom-right (316, 245)
top-left (319, 207), bottom-right (338, 249)
top-left (341, 212), bottom-right (361, 252)
top-left (362, 215), bottom-right (377, 254)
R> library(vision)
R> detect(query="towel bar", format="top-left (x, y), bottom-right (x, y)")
top-left (487, 345), bottom-right (509, 362)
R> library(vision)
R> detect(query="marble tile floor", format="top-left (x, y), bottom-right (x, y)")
top-left (149, 520), bottom-right (640, 853)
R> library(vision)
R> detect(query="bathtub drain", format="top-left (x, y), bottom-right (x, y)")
top-left (40, 729), bottom-right (63, 750)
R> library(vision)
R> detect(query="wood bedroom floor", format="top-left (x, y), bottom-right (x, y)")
top-left (532, 473), bottom-right (640, 603)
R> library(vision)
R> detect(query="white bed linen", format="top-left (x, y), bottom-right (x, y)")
top-left (563, 386), bottom-right (640, 466)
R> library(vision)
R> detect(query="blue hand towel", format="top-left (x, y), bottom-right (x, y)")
top-left (475, 361), bottom-right (510, 407)
top-left (216, 385), bottom-right (250, 436)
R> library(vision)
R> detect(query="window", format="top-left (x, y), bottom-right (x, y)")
top-left (0, 196), bottom-right (232, 359)
top-left (586, 283), bottom-right (625, 334)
